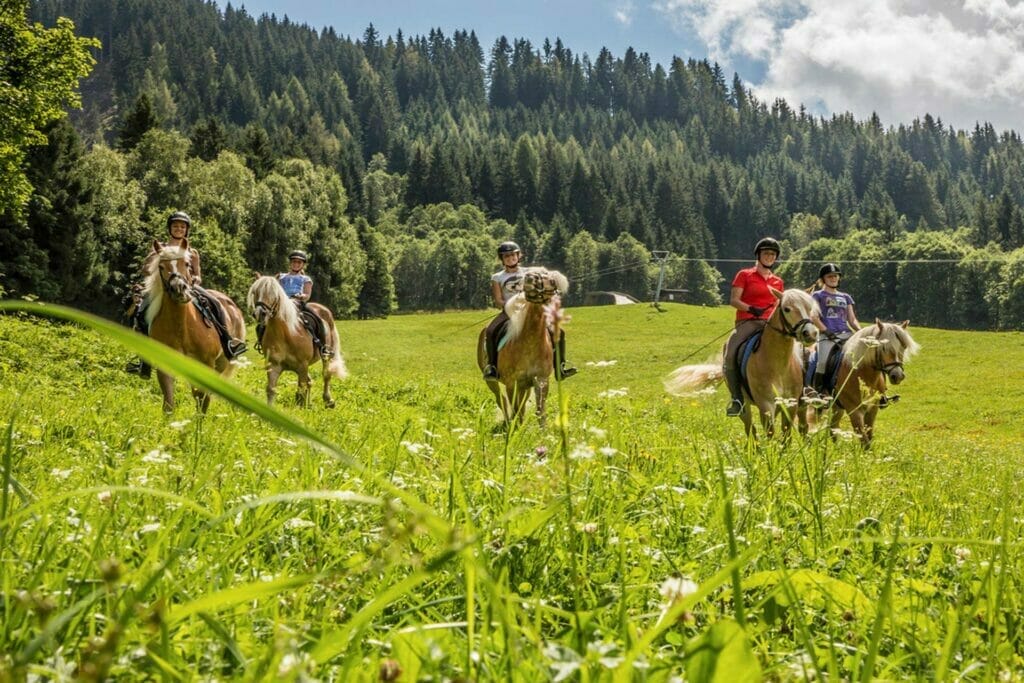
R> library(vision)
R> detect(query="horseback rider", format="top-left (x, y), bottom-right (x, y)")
top-left (806, 263), bottom-right (861, 399)
top-left (269, 250), bottom-right (332, 359)
top-left (722, 237), bottom-right (784, 417)
top-left (482, 241), bottom-right (576, 381)
top-left (125, 211), bottom-right (246, 378)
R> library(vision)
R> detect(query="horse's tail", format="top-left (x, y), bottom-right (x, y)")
top-left (663, 362), bottom-right (724, 396)
top-left (325, 325), bottom-right (348, 379)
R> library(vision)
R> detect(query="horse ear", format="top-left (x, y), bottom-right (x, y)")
top-left (875, 318), bottom-right (884, 334)
top-left (899, 320), bottom-right (909, 329)
top-left (253, 271), bottom-right (262, 279)
top-left (770, 287), bottom-right (783, 300)
top-left (152, 239), bottom-right (162, 253)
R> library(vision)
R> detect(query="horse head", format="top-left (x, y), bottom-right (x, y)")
top-left (872, 319), bottom-right (919, 384)
top-left (771, 288), bottom-right (819, 346)
top-left (151, 239), bottom-right (194, 304)
top-left (522, 269), bottom-right (569, 304)
top-left (846, 319), bottom-right (920, 384)
top-left (247, 276), bottom-right (299, 330)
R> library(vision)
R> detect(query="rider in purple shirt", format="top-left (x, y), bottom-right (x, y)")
top-left (808, 263), bottom-right (861, 398)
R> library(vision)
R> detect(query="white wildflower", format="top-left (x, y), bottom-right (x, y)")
top-left (50, 468), bottom-right (73, 480)
top-left (586, 359), bottom-right (618, 367)
top-left (284, 518), bottom-right (314, 530)
top-left (400, 440), bottom-right (433, 456)
top-left (598, 446), bottom-right (618, 457)
top-left (569, 444), bottom-right (596, 460)
top-left (97, 490), bottom-right (113, 505)
top-left (141, 449), bottom-right (172, 464)
top-left (692, 525), bottom-right (706, 534)
top-left (138, 522), bottom-right (161, 534)
top-left (168, 419), bottom-right (190, 430)
top-left (581, 522), bottom-right (599, 534)
top-left (597, 388), bottom-right (628, 398)
top-left (954, 546), bottom-right (971, 566)
top-left (587, 425), bottom-right (607, 440)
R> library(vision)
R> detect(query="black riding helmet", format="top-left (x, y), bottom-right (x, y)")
top-left (754, 237), bottom-right (781, 256)
top-left (289, 250), bottom-right (308, 262)
top-left (497, 241), bottom-right (521, 256)
top-left (167, 211), bottom-right (192, 237)
top-left (819, 263), bottom-right (842, 279)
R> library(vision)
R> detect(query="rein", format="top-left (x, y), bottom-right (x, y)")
top-left (767, 307), bottom-right (812, 338)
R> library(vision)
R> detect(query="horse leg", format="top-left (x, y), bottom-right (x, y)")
top-left (157, 370), bottom-right (175, 414)
top-left (741, 404), bottom-right (755, 437)
top-left (849, 409), bottom-right (869, 447)
top-left (510, 382), bottom-right (530, 427)
top-left (863, 405), bottom-right (879, 448)
top-left (296, 366), bottom-right (311, 407)
top-left (535, 379), bottom-right (549, 428)
top-left (193, 386), bottom-right (211, 414)
top-left (322, 360), bottom-right (335, 409)
top-left (266, 364), bottom-right (283, 405)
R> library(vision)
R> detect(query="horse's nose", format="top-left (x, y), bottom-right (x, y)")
top-left (889, 369), bottom-right (905, 385)
top-left (802, 325), bottom-right (819, 345)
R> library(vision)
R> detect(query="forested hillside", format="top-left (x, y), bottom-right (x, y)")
top-left (5, 0), bottom-right (1024, 327)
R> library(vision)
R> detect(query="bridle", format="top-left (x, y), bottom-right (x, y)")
top-left (768, 302), bottom-right (813, 339)
top-left (254, 300), bottom-right (278, 322)
top-left (523, 272), bottom-right (557, 304)
top-left (158, 256), bottom-right (194, 303)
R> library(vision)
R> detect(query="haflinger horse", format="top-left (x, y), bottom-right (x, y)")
top-left (665, 288), bottom-right (819, 437)
top-left (142, 240), bottom-right (246, 413)
top-left (820, 319), bottom-right (920, 448)
top-left (247, 275), bottom-right (347, 407)
top-left (476, 268), bottom-right (569, 428)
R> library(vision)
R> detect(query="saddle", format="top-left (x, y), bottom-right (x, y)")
top-left (191, 288), bottom-right (246, 359)
top-left (804, 345), bottom-right (844, 395)
top-left (736, 331), bottom-right (763, 400)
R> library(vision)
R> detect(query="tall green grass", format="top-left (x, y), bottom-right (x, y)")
top-left (0, 300), bottom-right (1022, 680)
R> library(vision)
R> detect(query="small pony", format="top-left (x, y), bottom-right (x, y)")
top-left (818, 320), bottom-right (920, 447)
top-left (476, 269), bottom-right (569, 428)
top-left (665, 288), bottom-right (819, 437)
top-left (247, 275), bottom-right (347, 407)
top-left (142, 240), bottom-right (247, 413)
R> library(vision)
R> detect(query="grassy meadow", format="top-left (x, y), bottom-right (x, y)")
top-left (1, 300), bottom-right (1023, 681)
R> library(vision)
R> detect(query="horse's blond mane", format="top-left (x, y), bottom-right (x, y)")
top-left (780, 288), bottom-right (816, 316)
top-left (141, 245), bottom-right (192, 326)
top-left (845, 322), bottom-right (920, 365)
top-left (247, 276), bottom-right (301, 331)
top-left (504, 269), bottom-right (568, 344)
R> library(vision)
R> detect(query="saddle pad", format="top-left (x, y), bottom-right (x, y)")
top-left (495, 318), bottom-right (512, 351)
top-left (300, 310), bottom-right (322, 339)
top-left (738, 331), bottom-right (762, 379)
top-left (804, 347), bottom-right (844, 394)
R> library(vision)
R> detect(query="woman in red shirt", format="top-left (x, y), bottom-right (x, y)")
top-left (722, 237), bottom-right (784, 416)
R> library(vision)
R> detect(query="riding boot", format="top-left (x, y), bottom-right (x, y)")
top-left (554, 331), bottom-right (577, 380)
top-left (483, 314), bottom-right (503, 379)
top-left (126, 307), bottom-right (152, 379)
top-left (723, 364), bottom-right (743, 417)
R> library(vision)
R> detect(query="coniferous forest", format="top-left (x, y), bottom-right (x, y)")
top-left (7, 0), bottom-right (1024, 328)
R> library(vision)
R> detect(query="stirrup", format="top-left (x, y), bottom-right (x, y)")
top-left (227, 339), bottom-right (248, 358)
top-left (557, 362), bottom-right (577, 380)
top-left (725, 399), bottom-right (744, 417)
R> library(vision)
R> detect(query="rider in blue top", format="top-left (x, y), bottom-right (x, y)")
top-left (265, 250), bottom-right (331, 359)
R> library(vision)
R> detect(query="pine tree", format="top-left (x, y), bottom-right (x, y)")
top-left (354, 218), bottom-right (396, 317)
top-left (118, 93), bottom-right (159, 151)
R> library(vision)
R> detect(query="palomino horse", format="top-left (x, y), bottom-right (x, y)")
top-left (821, 320), bottom-right (920, 448)
top-left (665, 288), bottom-right (819, 436)
top-left (142, 240), bottom-right (246, 413)
top-left (247, 276), bottom-right (347, 407)
top-left (476, 269), bottom-right (569, 428)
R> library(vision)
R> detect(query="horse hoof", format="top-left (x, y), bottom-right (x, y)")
top-left (324, 399), bottom-right (335, 409)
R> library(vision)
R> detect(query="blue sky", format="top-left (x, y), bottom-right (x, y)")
top-left (223, 0), bottom-right (1024, 132)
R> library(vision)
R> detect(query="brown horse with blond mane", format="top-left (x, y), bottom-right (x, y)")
top-left (819, 319), bottom-right (920, 447)
top-left (477, 269), bottom-right (569, 428)
top-left (247, 275), bottom-right (347, 407)
top-left (665, 288), bottom-right (820, 437)
top-left (141, 240), bottom-right (246, 413)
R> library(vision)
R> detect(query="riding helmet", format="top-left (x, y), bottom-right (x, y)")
top-left (754, 237), bottom-right (781, 256)
top-left (819, 263), bottom-right (842, 279)
top-left (289, 250), bottom-right (308, 262)
top-left (497, 241), bottom-right (521, 256)
top-left (167, 211), bottom-right (192, 236)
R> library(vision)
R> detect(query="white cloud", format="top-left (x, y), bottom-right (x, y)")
top-left (654, 0), bottom-right (1024, 130)
top-left (614, 1), bottom-right (636, 26)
